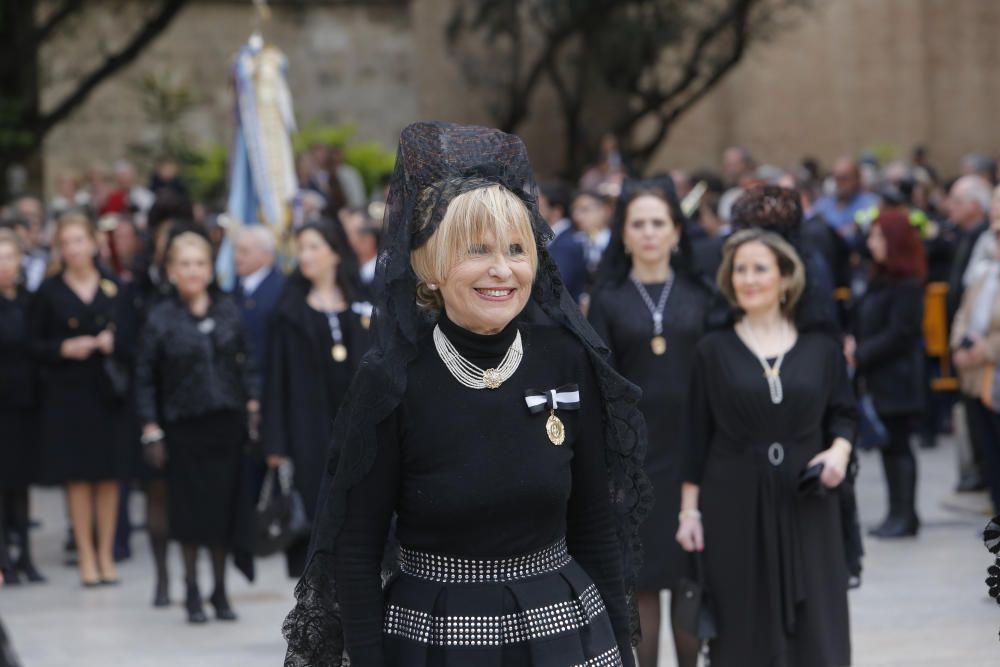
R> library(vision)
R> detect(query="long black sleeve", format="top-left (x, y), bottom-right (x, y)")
top-left (333, 414), bottom-right (401, 666)
top-left (683, 344), bottom-right (714, 485)
top-left (261, 318), bottom-right (290, 458)
top-left (566, 359), bottom-right (635, 667)
top-left (134, 309), bottom-right (164, 425)
top-left (824, 340), bottom-right (858, 446)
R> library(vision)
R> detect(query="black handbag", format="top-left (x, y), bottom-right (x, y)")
top-left (253, 461), bottom-right (311, 557)
top-left (101, 356), bottom-right (130, 402)
top-left (673, 551), bottom-right (718, 642)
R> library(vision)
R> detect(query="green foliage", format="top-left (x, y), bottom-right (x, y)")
top-left (293, 121), bottom-right (396, 193)
top-left (343, 141), bottom-right (397, 194)
top-left (291, 122), bottom-right (358, 155)
top-left (184, 143), bottom-right (229, 207)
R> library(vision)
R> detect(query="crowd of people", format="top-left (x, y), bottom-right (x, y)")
top-left (0, 130), bottom-right (997, 666)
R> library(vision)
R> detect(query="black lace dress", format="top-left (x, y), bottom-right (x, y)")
top-left (333, 312), bottom-right (635, 667)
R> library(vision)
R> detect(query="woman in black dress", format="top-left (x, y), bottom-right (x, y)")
top-left (844, 209), bottom-right (926, 538)
top-left (0, 230), bottom-right (44, 584)
top-left (135, 231), bottom-right (257, 624)
top-left (589, 177), bottom-right (710, 667)
top-left (263, 220), bottom-right (371, 577)
top-left (31, 214), bottom-right (129, 586)
top-left (677, 228), bottom-right (856, 666)
top-left (282, 122), bottom-right (651, 667)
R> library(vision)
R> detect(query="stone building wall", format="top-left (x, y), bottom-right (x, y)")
top-left (39, 0), bottom-right (1000, 194)
top-left (41, 1), bottom-right (416, 191)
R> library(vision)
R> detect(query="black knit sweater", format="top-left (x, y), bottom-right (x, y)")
top-left (333, 311), bottom-right (633, 665)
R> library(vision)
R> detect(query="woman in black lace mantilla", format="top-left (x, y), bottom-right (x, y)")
top-left (282, 122), bottom-right (651, 666)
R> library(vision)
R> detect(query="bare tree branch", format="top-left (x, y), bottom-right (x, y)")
top-left (34, 0), bottom-right (84, 45)
top-left (33, 0), bottom-right (187, 139)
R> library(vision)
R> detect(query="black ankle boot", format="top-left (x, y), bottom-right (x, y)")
top-left (185, 582), bottom-right (207, 624)
top-left (0, 566), bottom-right (20, 586)
top-left (15, 558), bottom-right (45, 583)
top-left (209, 590), bottom-right (238, 621)
top-left (153, 577), bottom-right (170, 608)
top-left (869, 453), bottom-right (919, 539)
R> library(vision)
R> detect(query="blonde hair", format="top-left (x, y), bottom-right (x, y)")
top-left (0, 228), bottom-right (22, 255)
top-left (166, 231), bottom-right (213, 267)
top-left (49, 213), bottom-right (98, 275)
top-left (717, 228), bottom-right (806, 319)
top-left (410, 185), bottom-right (538, 310)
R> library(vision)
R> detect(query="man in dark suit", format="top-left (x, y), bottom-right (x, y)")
top-left (539, 182), bottom-right (587, 303)
top-left (233, 225), bottom-right (285, 396)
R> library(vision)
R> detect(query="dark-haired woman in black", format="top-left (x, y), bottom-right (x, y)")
top-left (263, 221), bottom-right (372, 577)
top-left (0, 230), bottom-right (44, 584)
top-left (589, 178), bottom-right (711, 667)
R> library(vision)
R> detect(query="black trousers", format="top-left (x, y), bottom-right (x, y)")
top-left (966, 399), bottom-right (1000, 511)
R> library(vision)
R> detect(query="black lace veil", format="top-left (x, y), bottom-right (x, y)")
top-left (282, 122), bottom-right (651, 666)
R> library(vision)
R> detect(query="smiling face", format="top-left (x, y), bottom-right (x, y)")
top-left (731, 240), bottom-right (788, 317)
top-left (411, 185), bottom-right (538, 334)
top-left (623, 194), bottom-right (679, 270)
top-left (438, 230), bottom-right (534, 334)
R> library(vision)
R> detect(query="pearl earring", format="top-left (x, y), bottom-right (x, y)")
top-left (428, 283), bottom-right (438, 290)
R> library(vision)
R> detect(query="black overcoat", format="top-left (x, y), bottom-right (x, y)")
top-left (262, 282), bottom-right (372, 517)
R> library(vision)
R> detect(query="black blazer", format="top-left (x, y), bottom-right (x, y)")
top-left (852, 277), bottom-right (925, 417)
top-left (235, 267), bottom-right (286, 394)
top-left (135, 294), bottom-right (256, 424)
top-left (547, 225), bottom-right (588, 303)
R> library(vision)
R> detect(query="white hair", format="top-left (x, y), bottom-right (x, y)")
top-left (235, 225), bottom-right (276, 255)
top-left (954, 175), bottom-right (992, 214)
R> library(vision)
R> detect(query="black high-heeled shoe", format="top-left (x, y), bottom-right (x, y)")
top-left (185, 582), bottom-right (208, 624)
top-left (209, 590), bottom-right (238, 622)
top-left (1, 567), bottom-right (21, 586)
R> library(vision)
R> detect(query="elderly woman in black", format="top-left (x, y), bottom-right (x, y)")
top-left (0, 230), bottom-right (44, 584)
top-left (282, 122), bottom-right (650, 667)
top-left (31, 214), bottom-right (129, 587)
top-left (135, 231), bottom-right (256, 624)
top-left (677, 229), bottom-right (856, 666)
top-left (263, 220), bottom-right (371, 578)
top-left (588, 177), bottom-right (711, 667)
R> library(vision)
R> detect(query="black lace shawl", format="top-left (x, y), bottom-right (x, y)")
top-left (282, 121), bottom-right (652, 666)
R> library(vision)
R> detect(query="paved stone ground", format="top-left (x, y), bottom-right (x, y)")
top-left (1, 437), bottom-right (998, 666)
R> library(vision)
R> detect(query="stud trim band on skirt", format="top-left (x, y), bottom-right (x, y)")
top-left (384, 583), bottom-right (607, 646)
top-left (398, 537), bottom-right (571, 583)
top-left (574, 646), bottom-right (624, 667)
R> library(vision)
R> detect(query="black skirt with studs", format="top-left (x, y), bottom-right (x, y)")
top-left (383, 538), bottom-right (624, 667)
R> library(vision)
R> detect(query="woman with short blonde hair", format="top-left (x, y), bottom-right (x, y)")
top-left (283, 122), bottom-right (649, 667)
top-left (135, 230), bottom-right (257, 623)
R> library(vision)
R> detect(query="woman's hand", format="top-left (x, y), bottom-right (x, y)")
top-left (842, 335), bottom-right (857, 369)
top-left (676, 512), bottom-right (704, 553)
top-left (95, 329), bottom-right (115, 356)
top-left (266, 455), bottom-right (289, 468)
top-left (61, 336), bottom-right (96, 360)
top-left (247, 400), bottom-right (261, 441)
top-left (807, 438), bottom-right (852, 489)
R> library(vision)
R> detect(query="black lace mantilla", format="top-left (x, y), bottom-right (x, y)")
top-left (282, 121), bottom-right (652, 666)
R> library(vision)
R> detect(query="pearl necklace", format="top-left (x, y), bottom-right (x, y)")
top-left (433, 324), bottom-right (523, 390)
